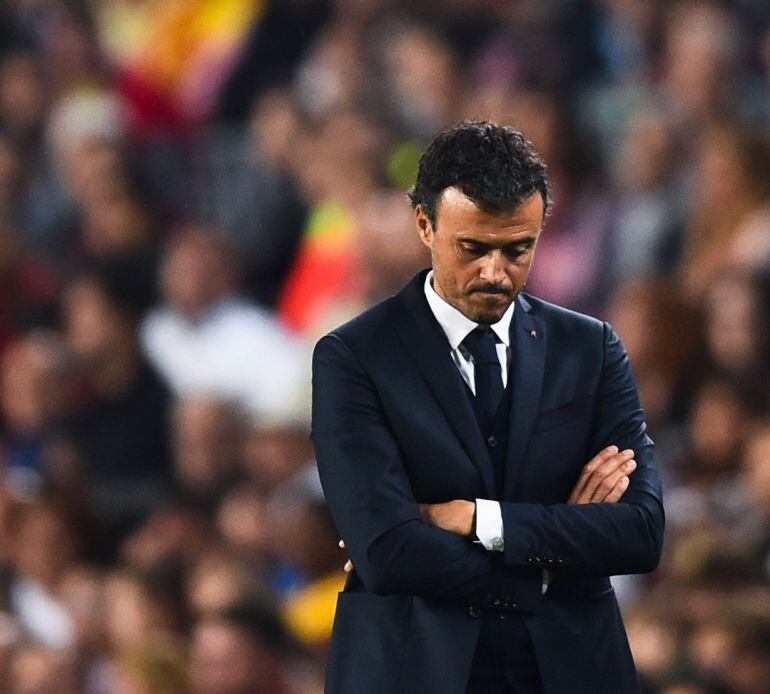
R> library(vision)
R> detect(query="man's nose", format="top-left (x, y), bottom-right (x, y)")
top-left (479, 251), bottom-right (506, 284)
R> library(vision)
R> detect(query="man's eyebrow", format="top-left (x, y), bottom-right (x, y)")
top-left (457, 236), bottom-right (537, 245)
top-left (505, 238), bottom-right (536, 248)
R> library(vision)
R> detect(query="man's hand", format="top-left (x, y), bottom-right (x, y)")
top-left (568, 445), bottom-right (636, 504)
top-left (418, 499), bottom-right (475, 536)
top-left (339, 539), bottom-right (354, 573)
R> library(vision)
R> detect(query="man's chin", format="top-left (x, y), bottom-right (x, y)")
top-left (465, 296), bottom-right (513, 324)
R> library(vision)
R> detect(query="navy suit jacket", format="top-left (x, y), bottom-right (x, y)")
top-left (311, 269), bottom-right (665, 694)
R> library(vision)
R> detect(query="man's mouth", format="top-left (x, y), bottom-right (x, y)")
top-left (474, 289), bottom-right (510, 297)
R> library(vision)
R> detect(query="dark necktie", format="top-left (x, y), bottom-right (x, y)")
top-left (462, 327), bottom-right (504, 425)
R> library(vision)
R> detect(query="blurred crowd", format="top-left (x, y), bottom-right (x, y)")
top-left (0, 0), bottom-right (769, 692)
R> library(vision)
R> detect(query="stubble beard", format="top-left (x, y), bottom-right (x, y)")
top-left (432, 266), bottom-right (516, 324)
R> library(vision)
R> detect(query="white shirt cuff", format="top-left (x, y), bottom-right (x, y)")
top-left (474, 499), bottom-right (504, 551)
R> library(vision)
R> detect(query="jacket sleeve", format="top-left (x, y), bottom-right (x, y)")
top-left (312, 333), bottom-right (542, 608)
top-left (499, 322), bottom-right (665, 576)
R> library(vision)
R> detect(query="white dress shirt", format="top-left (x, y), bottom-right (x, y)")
top-left (423, 271), bottom-right (511, 552)
top-left (140, 297), bottom-right (310, 423)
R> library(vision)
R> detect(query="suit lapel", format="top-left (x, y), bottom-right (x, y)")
top-left (391, 272), bottom-right (496, 497)
top-left (503, 293), bottom-right (546, 498)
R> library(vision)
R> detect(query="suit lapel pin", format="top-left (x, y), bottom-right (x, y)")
top-left (530, 329), bottom-right (537, 339)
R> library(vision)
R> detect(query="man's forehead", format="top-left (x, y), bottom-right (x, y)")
top-left (436, 186), bottom-right (544, 229)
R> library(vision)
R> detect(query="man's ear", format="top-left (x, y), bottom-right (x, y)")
top-left (415, 205), bottom-right (434, 249)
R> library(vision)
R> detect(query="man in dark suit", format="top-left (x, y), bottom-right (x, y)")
top-left (311, 121), bottom-right (664, 693)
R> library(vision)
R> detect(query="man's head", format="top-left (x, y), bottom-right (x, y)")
top-left (189, 603), bottom-right (289, 694)
top-left (409, 120), bottom-right (550, 324)
top-left (160, 227), bottom-right (237, 321)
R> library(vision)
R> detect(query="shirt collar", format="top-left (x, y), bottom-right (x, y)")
top-left (424, 270), bottom-right (514, 350)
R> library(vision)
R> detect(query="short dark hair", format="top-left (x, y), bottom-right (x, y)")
top-left (408, 120), bottom-right (551, 227)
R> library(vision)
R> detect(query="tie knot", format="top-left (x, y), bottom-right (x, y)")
top-left (462, 327), bottom-right (499, 365)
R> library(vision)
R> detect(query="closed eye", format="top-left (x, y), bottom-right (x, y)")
top-left (460, 242), bottom-right (486, 255)
top-left (504, 242), bottom-right (534, 260)
top-left (458, 238), bottom-right (536, 258)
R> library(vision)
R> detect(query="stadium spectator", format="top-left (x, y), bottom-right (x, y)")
top-left (0, 0), bottom-right (766, 691)
top-left (141, 228), bottom-right (309, 423)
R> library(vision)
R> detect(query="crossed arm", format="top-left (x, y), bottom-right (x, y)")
top-left (342, 445), bottom-right (638, 570)
top-left (312, 324), bottom-right (664, 605)
top-left (419, 444), bottom-right (639, 536)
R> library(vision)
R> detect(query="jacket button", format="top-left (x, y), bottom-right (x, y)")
top-left (487, 435), bottom-right (497, 447)
top-left (468, 606), bottom-right (480, 618)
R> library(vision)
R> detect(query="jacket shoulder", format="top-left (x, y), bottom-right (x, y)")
top-left (521, 293), bottom-right (606, 340)
top-left (522, 293), bottom-right (604, 328)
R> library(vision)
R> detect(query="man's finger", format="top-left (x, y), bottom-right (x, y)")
top-left (568, 446), bottom-right (619, 503)
top-left (569, 449), bottom-right (634, 504)
top-left (590, 461), bottom-right (635, 502)
top-left (340, 538), bottom-right (353, 573)
top-left (579, 453), bottom-right (635, 503)
top-left (578, 449), bottom-right (634, 503)
top-left (603, 474), bottom-right (630, 503)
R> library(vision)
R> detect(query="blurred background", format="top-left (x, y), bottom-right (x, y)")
top-left (0, 0), bottom-right (768, 692)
